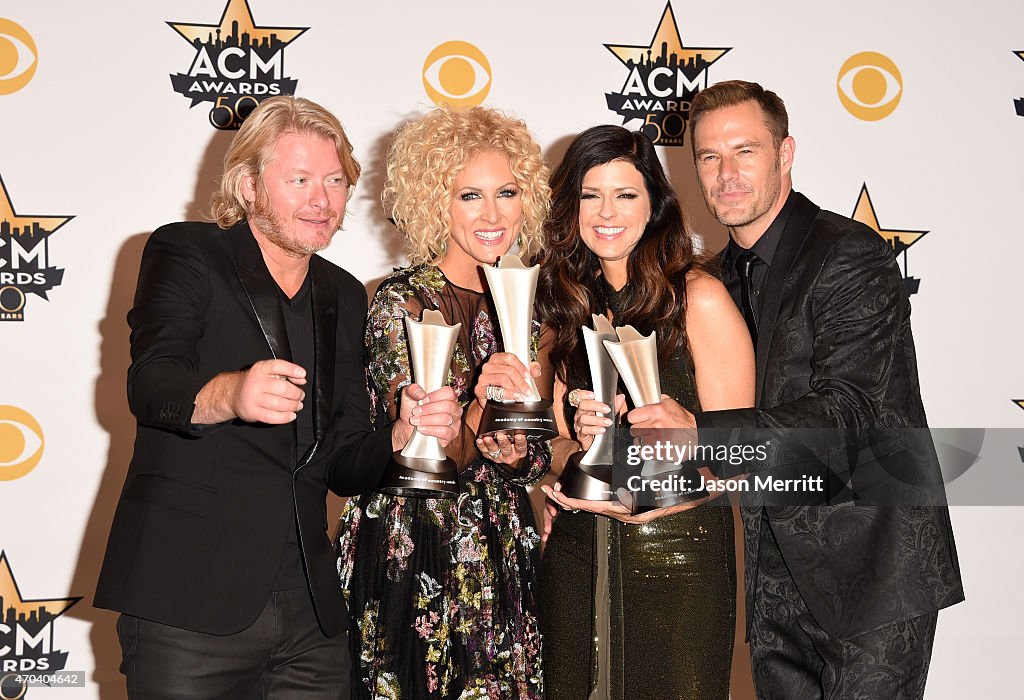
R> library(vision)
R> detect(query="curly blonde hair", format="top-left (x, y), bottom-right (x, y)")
top-left (210, 96), bottom-right (361, 228)
top-left (383, 107), bottom-right (550, 264)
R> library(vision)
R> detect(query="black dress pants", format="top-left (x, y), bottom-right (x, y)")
top-left (117, 587), bottom-right (350, 699)
top-left (749, 516), bottom-right (937, 700)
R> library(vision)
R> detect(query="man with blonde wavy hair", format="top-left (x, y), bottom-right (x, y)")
top-left (95, 96), bottom-right (462, 699)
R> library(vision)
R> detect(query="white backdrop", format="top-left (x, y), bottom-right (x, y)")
top-left (2, 0), bottom-right (1023, 697)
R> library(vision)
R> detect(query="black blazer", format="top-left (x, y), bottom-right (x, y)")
top-left (698, 193), bottom-right (963, 640)
top-left (94, 222), bottom-right (392, 636)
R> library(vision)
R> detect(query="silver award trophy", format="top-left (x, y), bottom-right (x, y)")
top-left (603, 325), bottom-right (707, 513)
top-left (556, 314), bottom-right (618, 500)
top-left (478, 254), bottom-right (558, 448)
top-left (378, 309), bottom-right (461, 498)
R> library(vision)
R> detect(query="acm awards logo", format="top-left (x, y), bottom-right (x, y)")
top-left (0, 552), bottom-right (80, 698)
top-left (851, 184), bottom-right (927, 296)
top-left (168, 0), bottom-right (308, 129)
top-left (0, 19), bottom-right (37, 95)
top-left (422, 41), bottom-right (492, 109)
top-left (837, 52), bottom-right (903, 121)
top-left (0, 407), bottom-right (44, 482)
top-left (603, 2), bottom-right (730, 146)
top-left (0, 175), bottom-right (71, 322)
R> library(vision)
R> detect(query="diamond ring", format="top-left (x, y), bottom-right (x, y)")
top-left (568, 388), bottom-right (582, 408)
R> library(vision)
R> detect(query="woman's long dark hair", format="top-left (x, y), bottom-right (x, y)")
top-left (536, 125), bottom-right (709, 390)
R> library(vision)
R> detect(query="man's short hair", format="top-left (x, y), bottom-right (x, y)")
top-left (210, 96), bottom-right (361, 229)
top-left (689, 80), bottom-right (789, 152)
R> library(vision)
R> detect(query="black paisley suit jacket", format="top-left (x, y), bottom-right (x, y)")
top-left (698, 192), bottom-right (963, 640)
top-left (95, 221), bottom-right (392, 637)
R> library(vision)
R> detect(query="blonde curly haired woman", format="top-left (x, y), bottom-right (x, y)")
top-left (336, 106), bottom-right (552, 699)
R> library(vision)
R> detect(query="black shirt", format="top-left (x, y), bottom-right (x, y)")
top-left (721, 190), bottom-right (797, 323)
top-left (273, 274), bottom-right (314, 591)
top-left (282, 275), bottom-right (316, 461)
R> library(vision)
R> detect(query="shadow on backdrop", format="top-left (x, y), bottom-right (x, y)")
top-left (662, 133), bottom-right (729, 254)
top-left (357, 120), bottom-right (409, 301)
top-left (69, 230), bottom-right (145, 700)
top-left (70, 130), bottom-right (233, 700)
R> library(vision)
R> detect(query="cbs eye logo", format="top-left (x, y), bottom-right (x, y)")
top-left (837, 52), bottom-right (902, 121)
top-left (0, 406), bottom-right (44, 481)
top-left (422, 41), bottom-right (491, 109)
top-left (0, 18), bottom-right (38, 95)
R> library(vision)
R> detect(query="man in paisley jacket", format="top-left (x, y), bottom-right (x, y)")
top-left (627, 80), bottom-right (963, 699)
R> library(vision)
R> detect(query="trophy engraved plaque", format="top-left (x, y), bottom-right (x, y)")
top-left (478, 254), bottom-right (558, 443)
top-left (378, 309), bottom-right (461, 498)
top-left (557, 314), bottom-right (618, 500)
top-left (603, 325), bottom-right (707, 513)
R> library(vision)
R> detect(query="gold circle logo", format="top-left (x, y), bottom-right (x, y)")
top-left (0, 405), bottom-right (44, 481)
top-left (0, 673), bottom-right (27, 700)
top-left (837, 52), bottom-right (903, 121)
top-left (0, 19), bottom-right (38, 95)
top-left (0, 285), bottom-right (25, 314)
top-left (422, 41), bottom-right (491, 109)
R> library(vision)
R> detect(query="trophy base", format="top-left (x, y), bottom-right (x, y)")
top-left (377, 453), bottom-right (459, 498)
top-left (618, 464), bottom-right (708, 515)
top-left (478, 399), bottom-right (559, 442)
top-left (557, 452), bottom-right (615, 501)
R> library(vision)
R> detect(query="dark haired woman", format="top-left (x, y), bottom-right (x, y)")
top-left (535, 125), bottom-right (754, 698)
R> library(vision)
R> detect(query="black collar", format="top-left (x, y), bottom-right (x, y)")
top-left (723, 190), bottom-right (797, 274)
top-left (228, 222), bottom-right (338, 448)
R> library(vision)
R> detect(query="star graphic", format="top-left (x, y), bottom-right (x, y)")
top-left (0, 173), bottom-right (73, 238)
top-left (0, 551), bottom-right (80, 621)
top-left (1015, 400), bottom-right (1024, 411)
top-left (169, 0), bottom-right (308, 47)
top-left (1016, 50), bottom-right (1024, 63)
top-left (852, 184), bottom-right (927, 253)
top-left (605, 2), bottom-right (729, 69)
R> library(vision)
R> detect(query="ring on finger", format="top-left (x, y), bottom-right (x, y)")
top-left (567, 388), bottom-right (582, 408)
top-left (486, 384), bottom-right (505, 402)
top-left (447, 413), bottom-right (455, 427)
top-left (487, 449), bottom-right (501, 459)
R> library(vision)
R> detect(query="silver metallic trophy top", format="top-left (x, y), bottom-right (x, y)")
top-left (603, 325), bottom-right (707, 509)
top-left (602, 325), bottom-right (662, 407)
top-left (579, 314), bottom-right (619, 466)
top-left (400, 309), bottom-right (461, 461)
top-left (481, 254), bottom-right (541, 403)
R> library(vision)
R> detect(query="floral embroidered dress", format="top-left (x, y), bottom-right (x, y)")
top-left (337, 264), bottom-right (550, 700)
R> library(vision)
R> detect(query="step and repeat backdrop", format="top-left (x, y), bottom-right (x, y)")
top-left (2, 0), bottom-right (1023, 697)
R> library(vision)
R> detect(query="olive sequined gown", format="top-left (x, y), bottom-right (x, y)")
top-left (541, 280), bottom-right (736, 699)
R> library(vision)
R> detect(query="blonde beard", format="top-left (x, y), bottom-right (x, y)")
top-left (249, 193), bottom-right (339, 257)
